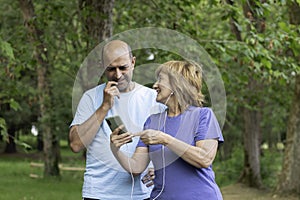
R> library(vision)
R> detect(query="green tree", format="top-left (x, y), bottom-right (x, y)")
top-left (19, 0), bottom-right (60, 176)
top-left (276, 1), bottom-right (300, 195)
top-left (225, 0), bottom-right (266, 188)
top-left (0, 1), bottom-right (38, 153)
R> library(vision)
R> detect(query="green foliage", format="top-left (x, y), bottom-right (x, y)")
top-left (0, 37), bottom-right (15, 60)
top-left (0, 117), bottom-right (8, 140)
top-left (113, 1), bottom-right (299, 159)
top-left (0, 0), bottom-right (39, 145)
top-left (260, 150), bottom-right (283, 188)
top-left (215, 146), bottom-right (284, 189)
top-left (0, 0), bottom-right (81, 145)
top-left (214, 147), bottom-right (244, 187)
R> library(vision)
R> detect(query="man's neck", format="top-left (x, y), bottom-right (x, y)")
top-left (121, 81), bottom-right (135, 93)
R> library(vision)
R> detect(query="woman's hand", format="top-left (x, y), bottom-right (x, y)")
top-left (136, 129), bottom-right (171, 145)
top-left (110, 125), bottom-right (133, 148)
top-left (110, 126), bottom-right (151, 174)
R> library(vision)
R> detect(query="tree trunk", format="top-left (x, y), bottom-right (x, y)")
top-left (239, 77), bottom-right (263, 188)
top-left (78, 0), bottom-right (114, 91)
top-left (37, 133), bottom-right (43, 151)
top-left (19, 0), bottom-right (60, 177)
top-left (76, 0), bottom-right (114, 160)
top-left (240, 100), bottom-right (263, 187)
top-left (239, 0), bottom-right (265, 188)
top-left (4, 127), bottom-right (17, 153)
top-left (277, 74), bottom-right (300, 194)
top-left (226, 0), bottom-right (264, 188)
top-left (79, 0), bottom-right (114, 47)
top-left (276, 2), bottom-right (300, 195)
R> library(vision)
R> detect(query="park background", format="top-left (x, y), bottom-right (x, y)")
top-left (0, 0), bottom-right (299, 199)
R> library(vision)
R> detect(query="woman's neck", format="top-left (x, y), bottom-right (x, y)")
top-left (167, 104), bottom-right (190, 117)
top-left (167, 105), bottom-right (181, 117)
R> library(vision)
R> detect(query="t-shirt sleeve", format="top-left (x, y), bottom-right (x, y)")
top-left (195, 108), bottom-right (224, 143)
top-left (137, 117), bottom-right (152, 147)
top-left (70, 92), bottom-right (95, 127)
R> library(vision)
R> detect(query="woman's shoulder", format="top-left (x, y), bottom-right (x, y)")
top-left (187, 106), bottom-right (213, 114)
top-left (185, 106), bottom-right (216, 123)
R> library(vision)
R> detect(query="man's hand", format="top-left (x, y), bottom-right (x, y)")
top-left (102, 81), bottom-right (120, 109)
top-left (142, 168), bottom-right (155, 187)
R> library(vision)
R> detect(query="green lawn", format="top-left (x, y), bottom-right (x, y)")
top-left (0, 146), bottom-right (84, 200)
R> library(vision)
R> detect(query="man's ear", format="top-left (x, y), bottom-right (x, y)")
top-left (131, 56), bottom-right (136, 68)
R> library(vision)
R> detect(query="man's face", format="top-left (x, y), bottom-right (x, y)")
top-left (103, 53), bottom-right (135, 92)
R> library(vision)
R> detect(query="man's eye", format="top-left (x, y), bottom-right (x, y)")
top-left (106, 67), bottom-right (114, 72)
top-left (106, 66), bottom-right (129, 72)
top-left (119, 66), bottom-right (128, 71)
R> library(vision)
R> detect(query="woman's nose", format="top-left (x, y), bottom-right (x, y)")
top-left (152, 81), bottom-right (159, 89)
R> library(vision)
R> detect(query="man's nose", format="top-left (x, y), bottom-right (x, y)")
top-left (115, 68), bottom-right (122, 79)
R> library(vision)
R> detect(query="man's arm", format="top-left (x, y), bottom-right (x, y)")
top-left (69, 105), bottom-right (109, 153)
top-left (69, 81), bottom-right (119, 153)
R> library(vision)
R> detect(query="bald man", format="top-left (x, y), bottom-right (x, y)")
top-left (69, 40), bottom-right (161, 200)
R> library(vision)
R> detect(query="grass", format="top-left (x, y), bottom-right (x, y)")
top-left (0, 164), bottom-right (82, 199)
top-left (0, 142), bottom-right (85, 200)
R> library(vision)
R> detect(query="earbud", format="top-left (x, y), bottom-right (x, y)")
top-left (170, 91), bottom-right (174, 95)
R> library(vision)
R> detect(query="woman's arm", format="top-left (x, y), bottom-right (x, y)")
top-left (165, 136), bottom-right (218, 168)
top-left (110, 127), bottom-right (150, 174)
top-left (137, 129), bottom-right (218, 168)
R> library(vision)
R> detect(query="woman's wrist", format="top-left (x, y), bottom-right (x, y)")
top-left (161, 132), bottom-right (173, 146)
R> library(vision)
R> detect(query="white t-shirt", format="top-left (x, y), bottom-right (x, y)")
top-left (71, 83), bottom-right (162, 200)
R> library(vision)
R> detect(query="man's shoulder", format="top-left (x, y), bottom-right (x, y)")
top-left (134, 83), bottom-right (156, 95)
top-left (83, 83), bottom-right (105, 97)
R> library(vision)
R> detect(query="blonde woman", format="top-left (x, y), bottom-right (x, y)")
top-left (111, 60), bottom-right (224, 200)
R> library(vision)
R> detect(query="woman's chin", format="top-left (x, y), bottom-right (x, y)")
top-left (156, 97), bottom-right (164, 104)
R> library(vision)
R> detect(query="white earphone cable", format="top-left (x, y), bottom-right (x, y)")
top-left (126, 144), bottom-right (134, 200)
top-left (152, 145), bottom-right (165, 200)
top-left (153, 107), bottom-right (168, 200)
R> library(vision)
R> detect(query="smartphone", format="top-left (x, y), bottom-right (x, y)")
top-left (105, 115), bottom-right (127, 135)
top-left (106, 116), bottom-right (132, 143)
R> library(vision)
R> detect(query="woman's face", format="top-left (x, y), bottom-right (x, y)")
top-left (153, 71), bottom-right (174, 104)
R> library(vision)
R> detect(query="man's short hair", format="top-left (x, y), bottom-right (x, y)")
top-left (101, 40), bottom-right (133, 67)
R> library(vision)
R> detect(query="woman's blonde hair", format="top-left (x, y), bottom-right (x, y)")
top-left (155, 60), bottom-right (204, 111)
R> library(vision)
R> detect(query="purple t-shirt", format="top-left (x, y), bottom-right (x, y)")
top-left (137, 106), bottom-right (224, 200)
